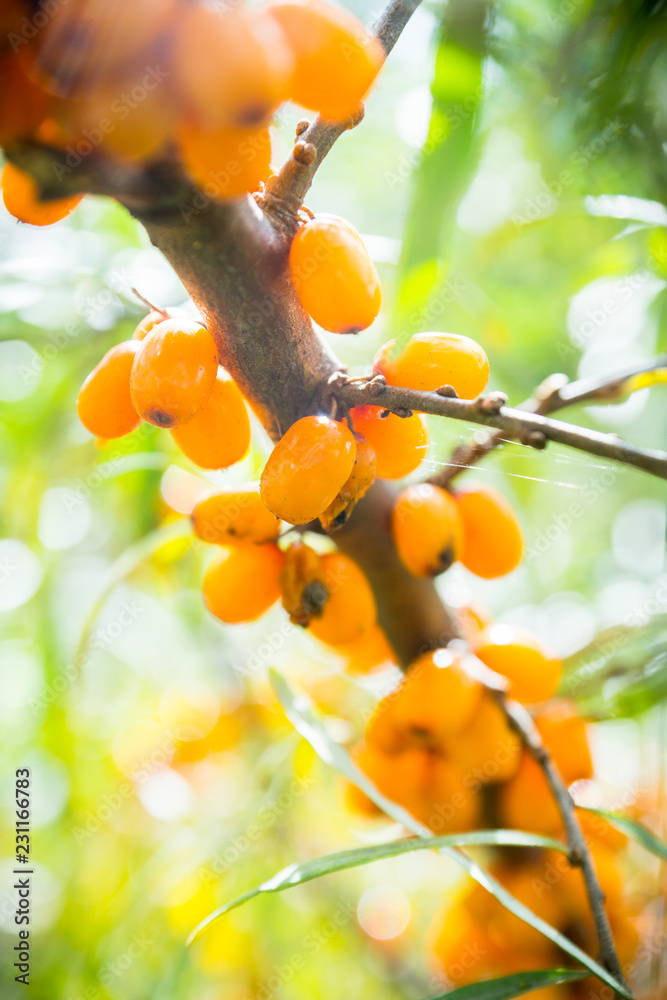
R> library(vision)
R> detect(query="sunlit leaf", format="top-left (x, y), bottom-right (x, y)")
top-left (426, 968), bottom-right (588, 1000)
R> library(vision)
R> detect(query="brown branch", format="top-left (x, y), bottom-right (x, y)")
top-left (490, 690), bottom-right (629, 989)
top-left (433, 356), bottom-right (667, 488)
top-left (328, 373), bottom-right (667, 480)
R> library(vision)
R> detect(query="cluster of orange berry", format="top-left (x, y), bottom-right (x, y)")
top-left (0, 0), bottom-right (383, 224)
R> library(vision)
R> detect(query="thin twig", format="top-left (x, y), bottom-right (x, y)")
top-left (328, 373), bottom-right (667, 481)
top-left (432, 355), bottom-right (667, 488)
top-left (260, 0), bottom-right (425, 228)
top-left (493, 693), bottom-right (629, 990)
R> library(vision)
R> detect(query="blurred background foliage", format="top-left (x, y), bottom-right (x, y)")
top-left (1, 0), bottom-right (666, 997)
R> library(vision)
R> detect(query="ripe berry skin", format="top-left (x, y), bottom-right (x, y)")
top-left (267, 0), bottom-right (383, 121)
top-left (202, 543), bottom-right (284, 624)
top-left (0, 54), bottom-right (51, 146)
top-left (178, 122), bottom-right (272, 199)
top-left (132, 311), bottom-right (166, 341)
top-left (175, 5), bottom-right (292, 129)
top-left (474, 625), bottom-right (562, 704)
top-left (449, 693), bottom-right (521, 785)
top-left (392, 483), bottom-right (462, 577)
top-left (130, 319), bottom-right (218, 428)
top-left (373, 332), bottom-right (490, 399)
top-left (77, 341), bottom-right (141, 439)
top-left (1, 163), bottom-right (82, 226)
top-left (392, 648), bottom-right (482, 750)
top-left (535, 702), bottom-right (593, 784)
top-left (170, 370), bottom-right (251, 469)
top-left (192, 486), bottom-right (281, 546)
top-left (454, 484), bottom-right (523, 578)
top-left (350, 406), bottom-right (428, 480)
top-left (336, 626), bottom-right (394, 674)
top-left (307, 551), bottom-right (376, 645)
top-left (260, 415), bottom-right (357, 525)
top-left (319, 434), bottom-right (376, 530)
top-left (289, 214), bottom-right (381, 334)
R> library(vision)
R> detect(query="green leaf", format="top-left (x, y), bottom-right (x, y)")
top-left (427, 969), bottom-right (589, 1000)
top-left (187, 830), bottom-right (568, 946)
top-left (268, 670), bottom-right (633, 1000)
top-left (578, 806), bottom-right (667, 862)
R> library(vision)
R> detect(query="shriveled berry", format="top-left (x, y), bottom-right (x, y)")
top-left (192, 485), bottom-right (281, 546)
top-left (350, 406), bottom-right (428, 479)
top-left (289, 214), bottom-right (381, 334)
top-left (392, 483), bottom-right (462, 577)
top-left (130, 319), bottom-right (218, 428)
top-left (373, 332), bottom-right (489, 399)
top-left (202, 543), bottom-right (284, 624)
top-left (171, 370), bottom-right (250, 469)
top-left (319, 433), bottom-right (376, 530)
top-left (77, 341), bottom-right (141, 439)
top-left (280, 540), bottom-right (329, 626)
top-left (260, 415), bottom-right (357, 524)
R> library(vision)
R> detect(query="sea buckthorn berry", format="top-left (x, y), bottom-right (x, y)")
top-left (479, 864), bottom-right (565, 957)
top-left (267, 0), bottom-right (383, 121)
top-left (0, 54), bottom-right (52, 146)
top-left (425, 756), bottom-right (481, 833)
top-left (280, 541), bottom-right (328, 626)
top-left (348, 744), bottom-right (431, 821)
top-left (170, 370), bottom-right (251, 469)
top-left (319, 434), bottom-right (376, 530)
top-left (474, 625), bottom-right (562, 704)
top-left (307, 551), bottom-right (376, 645)
top-left (431, 905), bottom-right (516, 987)
top-left (391, 648), bottom-right (482, 750)
top-left (449, 692), bottom-right (521, 784)
top-left (373, 332), bottom-right (489, 399)
top-left (77, 341), bottom-right (141, 439)
top-left (178, 122), bottom-right (272, 200)
top-left (392, 483), bottom-right (463, 577)
top-left (175, 5), bottom-right (292, 129)
top-left (65, 80), bottom-right (174, 163)
top-left (535, 702), bottom-right (593, 784)
top-left (497, 752), bottom-right (562, 835)
top-left (130, 319), bottom-right (218, 428)
top-left (454, 484), bottom-right (523, 578)
top-left (289, 214), bottom-right (381, 334)
top-left (1, 162), bottom-right (83, 226)
top-left (192, 485), bottom-right (281, 546)
top-left (202, 543), bottom-right (284, 624)
top-left (350, 406), bottom-right (428, 479)
top-left (260, 415), bottom-right (357, 524)
top-left (132, 311), bottom-right (167, 341)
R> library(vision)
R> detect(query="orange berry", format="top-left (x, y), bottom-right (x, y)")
top-left (392, 648), bottom-right (482, 750)
top-left (474, 625), bottom-right (562, 704)
top-left (267, 0), bottom-right (383, 121)
top-left (202, 543), bottom-right (284, 624)
top-left (130, 319), bottom-right (218, 428)
top-left (132, 311), bottom-right (167, 341)
top-left (373, 332), bottom-right (489, 399)
top-left (431, 904), bottom-right (517, 985)
top-left (392, 483), bottom-right (462, 577)
top-left (0, 53), bottom-right (52, 146)
top-left (1, 162), bottom-right (82, 226)
top-left (497, 752), bottom-right (562, 835)
top-left (336, 626), bottom-right (395, 674)
top-left (175, 5), bottom-right (292, 128)
top-left (192, 485), bottom-right (281, 546)
top-left (577, 809), bottom-right (628, 852)
top-left (349, 743), bottom-right (431, 821)
top-left (423, 756), bottom-right (482, 833)
top-left (177, 122), bottom-right (272, 199)
top-left (455, 602), bottom-right (490, 643)
top-left (350, 406), bottom-right (428, 479)
top-left (77, 341), bottom-right (141, 439)
top-left (260, 415), bottom-right (357, 524)
top-left (454, 485), bottom-right (523, 578)
top-left (280, 540), bottom-right (328, 626)
top-left (450, 692), bottom-right (522, 785)
top-left (22, 0), bottom-right (179, 98)
top-left (485, 864), bottom-right (565, 956)
top-left (289, 214), bottom-right (381, 334)
top-left (308, 550), bottom-right (376, 645)
top-left (319, 433), bottom-right (376, 530)
top-left (535, 703), bottom-right (593, 784)
top-left (171, 370), bottom-right (250, 469)
top-left (64, 80), bottom-right (174, 163)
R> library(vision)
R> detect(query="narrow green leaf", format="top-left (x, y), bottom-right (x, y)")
top-left (187, 830), bottom-right (568, 946)
top-left (427, 968), bottom-right (589, 1000)
top-left (579, 806), bottom-right (667, 862)
top-left (268, 670), bottom-right (633, 1000)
